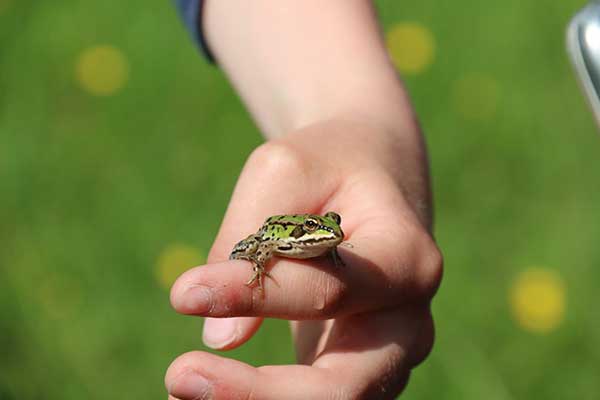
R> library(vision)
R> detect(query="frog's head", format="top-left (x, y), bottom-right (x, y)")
top-left (261, 212), bottom-right (345, 249)
top-left (259, 212), bottom-right (345, 258)
top-left (298, 212), bottom-right (344, 243)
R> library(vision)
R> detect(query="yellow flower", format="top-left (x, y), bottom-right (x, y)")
top-left (386, 22), bottom-right (435, 75)
top-left (510, 267), bottom-right (566, 333)
top-left (75, 45), bottom-right (129, 96)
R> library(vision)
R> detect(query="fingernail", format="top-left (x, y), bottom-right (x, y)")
top-left (169, 370), bottom-right (212, 399)
top-left (203, 318), bottom-right (239, 349)
top-left (178, 285), bottom-right (214, 314)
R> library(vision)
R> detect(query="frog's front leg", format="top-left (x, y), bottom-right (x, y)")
top-left (330, 246), bottom-right (345, 268)
top-left (245, 242), bottom-right (274, 291)
top-left (230, 234), bottom-right (267, 289)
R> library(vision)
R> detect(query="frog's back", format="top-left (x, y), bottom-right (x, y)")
top-left (259, 214), bottom-right (312, 240)
top-left (264, 214), bottom-right (313, 225)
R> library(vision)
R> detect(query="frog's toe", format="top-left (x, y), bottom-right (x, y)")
top-left (245, 272), bottom-right (259, 286)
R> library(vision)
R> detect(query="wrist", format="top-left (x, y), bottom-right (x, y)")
top-left (265, 71), bottom-right (420, 144)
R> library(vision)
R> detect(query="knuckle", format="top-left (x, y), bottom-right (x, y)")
top-left (413, 229), bottom-right (444, 300)
top-left (328, 377), bottom-right (407, 400)
top-left (246, 141), bottom-right (307, 177)
top-left (411, 314), bottom-right (435, 367)
top-left (319, 359), bottom-right (410, 400)
top-left (316, 373), bottom-right (360, 400)
top-left (327, 386), bottom-right (357, 400)
top-left (213, 285), bottom-right (258, 317)
top-left (352, 351), bottom-right (410, 399)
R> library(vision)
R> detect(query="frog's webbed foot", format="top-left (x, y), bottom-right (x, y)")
top-left (245, 264), bottom-right (278, 291)
top-left (245, 265), bottom-right (263, 288)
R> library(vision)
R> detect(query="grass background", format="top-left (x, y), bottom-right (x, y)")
top-left (1, 0), bottom-right (599, 398)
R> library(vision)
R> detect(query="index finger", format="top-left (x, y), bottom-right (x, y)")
top-left (171, 218), bottom-right (441, 320)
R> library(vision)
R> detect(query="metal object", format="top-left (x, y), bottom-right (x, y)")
top-left (567, 1), bottom-right (600, 127)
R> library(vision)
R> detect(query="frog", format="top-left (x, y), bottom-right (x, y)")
top-left (229, 212), bottom-right (345, 291)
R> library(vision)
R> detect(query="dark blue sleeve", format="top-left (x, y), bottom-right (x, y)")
top-left (175, 0), bottom-right (214, 62)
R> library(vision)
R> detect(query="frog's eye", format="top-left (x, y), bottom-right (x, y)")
top-left (303, 218), bottom-right (319, 231)
top-left (325, 212), bottom-right (341, 225)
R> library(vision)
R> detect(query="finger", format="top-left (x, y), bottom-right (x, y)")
top-left (165, 351), bottom-right (341, 400)
top-left (202, 316), bottom-right (263, 350)
top-left (171, 222), bottom-right (440, 320)
top-left (166, 307), bottom-right (430, 400)
top-left (314, 306), bottom-right (435, 370)
top-left (165, 354), bottom-right (405, 400)
top-left (307, 306), bottom-right (429, 398)
top-left (170, 256), bottom-right (405, 319)
top-left (290, 320), bottom-right (331, 364)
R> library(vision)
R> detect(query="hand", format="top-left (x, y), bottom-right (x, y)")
top-left (165, 119), bottom-right (443, 399)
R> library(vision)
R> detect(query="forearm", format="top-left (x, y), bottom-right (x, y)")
top-left (203, 0), bottom-right (419, 140)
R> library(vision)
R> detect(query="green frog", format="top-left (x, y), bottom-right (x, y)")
top-left (229, 212), bottom-right (345, 290)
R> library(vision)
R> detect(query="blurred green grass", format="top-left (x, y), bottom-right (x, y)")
top-left (1, 0), bottom-right (599, 398)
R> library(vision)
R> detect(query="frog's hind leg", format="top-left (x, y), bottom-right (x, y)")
top-left (245, 242), bottom-right (277, 291)
top-left (246, 266), bottom-right (276, 292)
top-left (245, 264), bottom-right (263, 287)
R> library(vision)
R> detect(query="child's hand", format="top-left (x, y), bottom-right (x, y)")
top-left (165, 119), bottom-right (443, 399)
